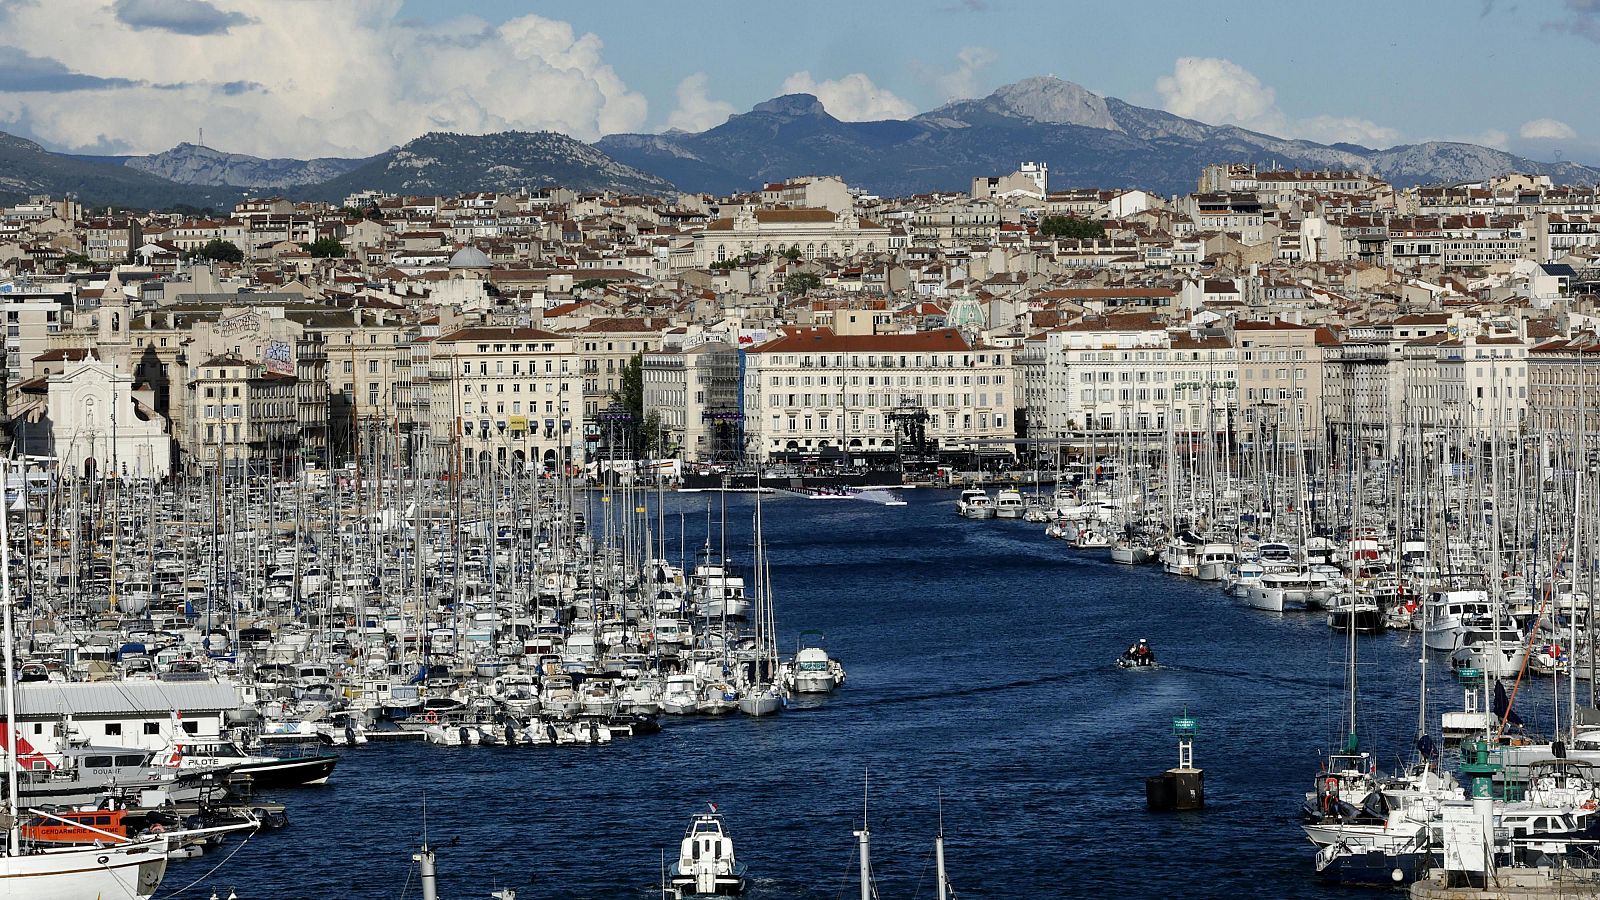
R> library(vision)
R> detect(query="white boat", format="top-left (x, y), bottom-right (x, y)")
top-left (1195, 543), bottom-right (1237, 582)
top-left (1423, 589), bottom-right (1492, 652)
top-left (1447, 623), bottom-right (1527, 678)
top-left (790, 647), bottom-right (836, 693)
top-left (669, 810), bottom-right (747, 897)
top-left (955, 489), bottom-right (994, 519)
top-left (991, 489), bottom-right (1025, 519)
top-left (660, 674), bottom-right (700, 716)
top-left (1160, 539), bottom-right (1200, 577)
top-left (1110, 538), bottom-right (1154, 565)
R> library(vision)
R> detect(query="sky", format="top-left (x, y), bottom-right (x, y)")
top-left (2, 0), bottom-right (1599, 164)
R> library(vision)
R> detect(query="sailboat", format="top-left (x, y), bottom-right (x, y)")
top-left (738, 479), bottom-right (783, 718)
top-left (0, 459), bottom-right (173, 899)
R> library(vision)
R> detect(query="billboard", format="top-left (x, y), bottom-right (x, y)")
top-left (263, 340), bottom-right (294, 376)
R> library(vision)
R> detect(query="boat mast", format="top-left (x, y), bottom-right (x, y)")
top-left (855, 772), bottom-right (871, 900)
top-left (935, 794), bottom-right (949, 900)
top-left (1, 458), bottom-right (20, 857)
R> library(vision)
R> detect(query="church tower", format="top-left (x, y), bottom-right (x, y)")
top-left (96, 270), bottom-right (132, 373)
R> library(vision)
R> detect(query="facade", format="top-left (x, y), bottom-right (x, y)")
top-left (1233, 320), bottom-right (1330, 441)
top-left (12, 357), bottom-right (172, 478)
top-left (695, 209), bottom-right (895, 266)
top-left (1035, 314), bottom-right (1238, 447)
top-left (741, 327), bottom-right (1013, 462)
top-left (429, 326), bottom-right (584, 474)
top-left (184, 355), bottom-right (300, 472)
top-left (642, 339), bottom-right (742, 461)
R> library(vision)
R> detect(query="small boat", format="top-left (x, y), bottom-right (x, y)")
top-left (955, 489), bottom-right (994, 519)
top-left (1116, 641), bottom-right (1157, 669)
top-left (991, 489), bottom-right (1025, 519)
top-left (669, 809), bottom-right (748, 896)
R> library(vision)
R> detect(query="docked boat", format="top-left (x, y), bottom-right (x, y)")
top-left (178, 738), bottom-right (339, 788)
top-left (956, 489), bottom-right (995, 519)
top-left (991, 489), bottom-right (1025, 519)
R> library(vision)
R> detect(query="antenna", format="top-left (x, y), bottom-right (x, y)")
top-left (198, 127), bottom-right (204, 149)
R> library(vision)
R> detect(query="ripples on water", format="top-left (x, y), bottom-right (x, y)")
top-left (197, 490), bottom-right (1561, 899)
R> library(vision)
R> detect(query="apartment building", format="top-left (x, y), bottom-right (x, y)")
top-left (429, 326), bottom-right (583, 474)
top-left (1034, 314), bottom-right (1238, 447)
top-left (742, 327), bottom-right (1013, 462)
top-left (642, 339), bottom-right (742, 461)
top-left (184, 355), bottom-right (299, 472)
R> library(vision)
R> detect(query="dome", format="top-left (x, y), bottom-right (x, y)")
top-left (447, 246), bottom-right (491, 269)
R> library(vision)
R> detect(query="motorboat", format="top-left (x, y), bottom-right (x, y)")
top-left (991, 489), bottom-right (1025, 519)
top-left (1195, 544), bottom-right (1237, 582)
top-left (956, 489), bottom-right (995, 519)
top-left (669, 810), bottom-right (748, 896)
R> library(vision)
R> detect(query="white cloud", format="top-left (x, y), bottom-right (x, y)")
top-left (663, 73), bottom-right (734, 133)
top-left (0, 0), bottom-right (648, 156)
top-left (1295, 115), bottom-right (1400, 147)
top-left (1521, 117), bottom-right (1577, 140)
top-left (937, 46), bottom-right (996, 101)
top-left (779, 71), bottom-right (916, 121)
top-left (1154, 56), bottom-right (1399, 147)
top-left (1156, 57), bottom-right (1279, 129)
top-left (1473, 129), bottom-right (1511, 150)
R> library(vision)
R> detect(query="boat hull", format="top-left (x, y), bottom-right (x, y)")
top-left (0, 838), bottom-right (169, 900)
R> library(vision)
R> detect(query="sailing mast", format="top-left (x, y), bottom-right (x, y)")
top-left (1, 458), bottom-right (19, 857)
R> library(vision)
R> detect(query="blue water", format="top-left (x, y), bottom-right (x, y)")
top-left (190, 489), bottom-right (1562, 900)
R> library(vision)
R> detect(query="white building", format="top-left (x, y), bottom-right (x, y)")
top-left (0, 680), bottom-right (239, 759)
top-left (1033, 314), bottom-right (1238, 446)
top-left (12, 356), bottom-right (172, 478)
top-left (742, 327), bottom-right (1013, 462)
top-left (429, 326), bottom-right (584, 474)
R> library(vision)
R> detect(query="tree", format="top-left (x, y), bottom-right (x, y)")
top-left (1039, 215), bottom-right (1106, 240)
top-left (363, 205), bottom-right (384, 220)
top-left (782, 245), bottom-right (802, 261)
top-left (198, 239), bottom-right (243, 264)
top-left (574, 278), bottom-right (615, 291)
top-left (610, 352), bottom-right (648, 459)
top-left (61, 252), bottom-right (92, 267)
top-left (783, 272), bottom-right (822, 294)
top-left (302, 237), bottom-right (346, 258)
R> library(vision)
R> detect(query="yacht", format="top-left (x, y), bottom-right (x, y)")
top-left (1195, 544), bottom-right (1238, 582)
top-left (786, 647), bottom-right (841, 694)
top-left (1423, 588), bottom-right (1492, 652)
top-left (1160, 538), bottom-right (1200, 577)
top-left (669, 810), bottom-right (748, 897)
top-left (956, 489), bottom-right (994, 519)
top-left (991, 489), bottom-right (1025, 519)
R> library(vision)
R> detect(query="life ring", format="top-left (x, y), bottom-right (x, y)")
top-left (1585, 798), bottom-right (1597, 811)
top-left (423, 711), bottom-right (439, 724)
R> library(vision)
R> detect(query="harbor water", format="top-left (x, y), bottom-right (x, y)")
top-left (199, 488), bottom-right (1558, 899)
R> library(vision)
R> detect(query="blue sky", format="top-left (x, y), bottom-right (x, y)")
top-left (398, 0), bottom-right (1600, 162)
top-left (1, 0), bottom-right (1597, 163)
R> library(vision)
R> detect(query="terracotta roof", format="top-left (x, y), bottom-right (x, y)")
top-left (434, 327), bottom-right (566, 343)
top-left (747, 327), bottom-right (973, 354)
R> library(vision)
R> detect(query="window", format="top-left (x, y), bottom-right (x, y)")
top-left (105, 723), bottom-right (122, 737)
top-left (144, 722), bottom-right (161, 735)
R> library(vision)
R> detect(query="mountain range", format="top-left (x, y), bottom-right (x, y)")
top-left (597, 76), bottom-right (1600, 196)
top-left (1, 76), bottom-right (1594, 210)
